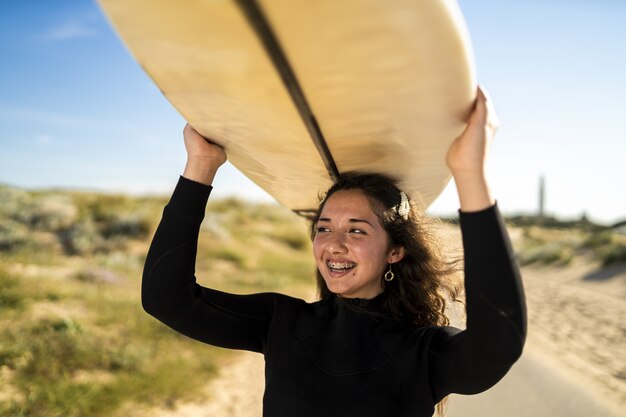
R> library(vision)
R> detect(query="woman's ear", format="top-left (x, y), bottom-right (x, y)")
top-left (387, 245), bottom-right (406, 264)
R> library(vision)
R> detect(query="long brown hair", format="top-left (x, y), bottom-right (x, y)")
top-left (309, 172), bottom-right (463, 416)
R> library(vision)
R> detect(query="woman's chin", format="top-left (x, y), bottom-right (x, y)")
top-left (324, 279), bottom-right (352, 296)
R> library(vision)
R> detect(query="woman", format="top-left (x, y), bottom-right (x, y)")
top-left (142, 86), bottom-right (526, 417)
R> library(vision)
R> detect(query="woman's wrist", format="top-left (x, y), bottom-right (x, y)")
top-left (183, 158), bottom-right (220, 186)
top-left (452, 171), bottom-right (495, 212)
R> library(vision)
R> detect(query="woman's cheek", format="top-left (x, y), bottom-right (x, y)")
top-left (312, 238), bottom-right (324, 258)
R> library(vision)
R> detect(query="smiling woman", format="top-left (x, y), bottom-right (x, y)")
top-left (309, 173), bottom-right (461, 330)
top-left (312, 186), bottom-right (406, 299)
top-left (141, 87), bottom-right (527, 417)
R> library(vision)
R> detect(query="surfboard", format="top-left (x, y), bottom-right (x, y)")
top-left (98, 0), bottom-right (476, 216)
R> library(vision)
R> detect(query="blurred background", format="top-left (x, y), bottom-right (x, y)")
top-left (0, 1), bottom-right (624, 416)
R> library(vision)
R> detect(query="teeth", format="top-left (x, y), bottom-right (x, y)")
top-left (328, 261), bottom-right (356, 270)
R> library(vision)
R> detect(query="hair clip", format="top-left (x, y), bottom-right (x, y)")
top-left (396, 191), bottom-right (410, 220)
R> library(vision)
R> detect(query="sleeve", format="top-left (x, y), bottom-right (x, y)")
top-left (428, 202), bottom-right (527, 403)
top-left (141, 176), bottom-right (275, 353)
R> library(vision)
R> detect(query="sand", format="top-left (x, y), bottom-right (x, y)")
top-left (522, 261), bottom-right (626, 409)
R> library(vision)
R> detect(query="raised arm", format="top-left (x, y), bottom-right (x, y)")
top-left (428, 87), bottom-right (527, 401)
top-left (142, 124), bottom-right (275, 352)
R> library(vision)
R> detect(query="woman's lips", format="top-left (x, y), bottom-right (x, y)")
top-left (326, 260), bottom-right (356, 277)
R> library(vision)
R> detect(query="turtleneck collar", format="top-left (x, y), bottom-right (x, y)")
top-left (333, 290), bottom-right (388, 315)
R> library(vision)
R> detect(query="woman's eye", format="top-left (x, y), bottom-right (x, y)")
top-left (350, 229), bottom-right (366, 235)
top-left (316, 226), bottom-right (330, 233)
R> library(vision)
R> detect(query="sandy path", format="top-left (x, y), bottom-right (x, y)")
top-left (447, 346), bottom-right (623, 417)
top-left (521, 262), bottom-right (626, 409)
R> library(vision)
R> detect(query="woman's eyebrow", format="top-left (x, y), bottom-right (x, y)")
top-left (317, 217), bottom-right (374, 227)
top-left (349, 218), bottom-right (373, 227)
top-left (318, 217), bottom-right (372, 227)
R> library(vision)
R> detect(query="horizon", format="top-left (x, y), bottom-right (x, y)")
top-left (1, 176), bottom-right (622, 227)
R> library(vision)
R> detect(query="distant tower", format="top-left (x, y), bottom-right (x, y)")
top-left (538, 175), bottom-right (545, 221)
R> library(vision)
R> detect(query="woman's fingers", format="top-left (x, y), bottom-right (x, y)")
top-left (477, 85), bottom-right (500, 132)
top-left (182, 123), bottom-right (227, 185)
top-left (183, 123), bottom-right (227, 166)
top-left (445, 85), bottom-right (500, 176)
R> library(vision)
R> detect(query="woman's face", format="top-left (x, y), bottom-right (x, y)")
top-left (312, 189), bottom-right (405, 299)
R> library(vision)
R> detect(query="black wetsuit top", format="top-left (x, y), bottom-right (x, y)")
top-left (142, 176), bottom-right (527, 417)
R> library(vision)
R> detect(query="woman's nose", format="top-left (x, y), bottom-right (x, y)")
top-left (327, 234), bottom-right (347, 254)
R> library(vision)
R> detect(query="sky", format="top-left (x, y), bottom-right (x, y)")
top-left (0, 0), bottom-right (625, 225)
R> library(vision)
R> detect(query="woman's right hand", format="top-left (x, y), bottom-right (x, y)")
top-left (182, 123), bottom-right (227, 186)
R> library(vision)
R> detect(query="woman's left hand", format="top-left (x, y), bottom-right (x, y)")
top-left (446, 85), bottom-right (500, 178)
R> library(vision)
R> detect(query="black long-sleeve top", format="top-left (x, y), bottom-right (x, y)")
top-left (142, 176), bottom-right (527, 417)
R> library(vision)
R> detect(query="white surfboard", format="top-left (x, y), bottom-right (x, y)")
top-left (98, 0), bottom-right (476, 215)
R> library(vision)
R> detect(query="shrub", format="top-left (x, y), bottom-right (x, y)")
top-left (14, 195), bottom-right (78, 231)
top-left (583, 230), bottom-right (613, 249)
top-left (517, 242), bottom-right (575, 266)
top-left (58, 218), bottom-right (107, 255)
top-left (0, 186), bottom-right (30, 218)
top-left (0, 220), bottom-right (29, 252)
top-left (582, 230), bottom-right (626, 266)
top-left (99, 213), bottom-right (152, 240)
top-left (599, 244), bottom-right (626, 266)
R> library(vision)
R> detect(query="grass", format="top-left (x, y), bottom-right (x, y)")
top-left (0, 260), bottom-right (231, 417)
top-left (512, 222), bottom-right (626, 267)
top-left (0, 184), bottom-right (315, 416)
top-left (0, 268), bottom-right (23, 310)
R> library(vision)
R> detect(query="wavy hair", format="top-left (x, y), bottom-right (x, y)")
top-left (309, 172), bottom-right (464, 416)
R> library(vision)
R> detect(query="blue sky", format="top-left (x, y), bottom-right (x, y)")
top-left (1, 0), bottom-right (625, 224)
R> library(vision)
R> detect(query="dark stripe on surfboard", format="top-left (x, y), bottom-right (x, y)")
top-left (234, 0), bottom-right (340, 182)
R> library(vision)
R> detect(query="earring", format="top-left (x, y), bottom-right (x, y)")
top-left (384, 264), bottom-right (394, 282)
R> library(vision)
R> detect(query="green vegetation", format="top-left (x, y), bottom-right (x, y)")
top-left (0, 267), bottom-right (23, 310)
top-left (0, 184), bottom-right (314, 417)
top-left (0, 185), bottom-right (159, 259)
top-left (581, 229), bottom-right (626, 266)
top-left (511, 220), bottom-right (626, 267)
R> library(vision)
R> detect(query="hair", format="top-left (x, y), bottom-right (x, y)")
top-left (308, 172), bottom-right (464, 416)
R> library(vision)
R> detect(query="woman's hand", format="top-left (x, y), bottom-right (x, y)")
top-left (182, 123), bottom-right (227, 186)
top-left (446, 86), bottom-right (499, 211)
top-left (446, 85), bottom-right (500, 177)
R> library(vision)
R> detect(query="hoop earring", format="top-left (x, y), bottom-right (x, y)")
top-left (384, 264), bottom-right (394, 282)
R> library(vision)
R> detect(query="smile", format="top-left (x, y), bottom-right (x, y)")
top-left (327, 261), bottom-right (357, 273)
